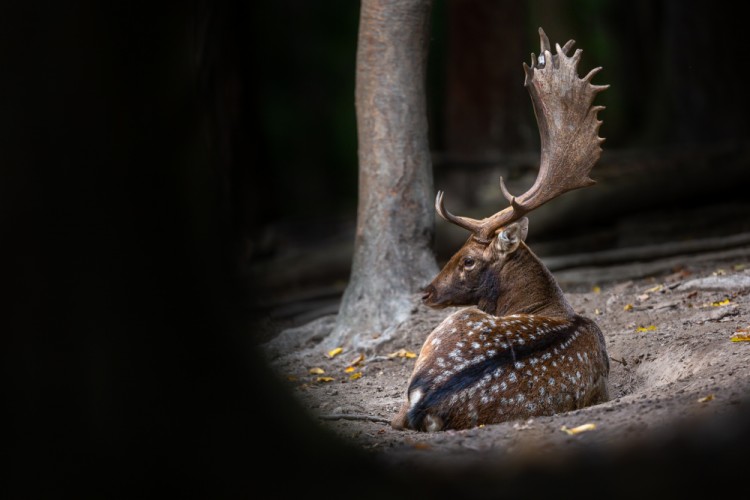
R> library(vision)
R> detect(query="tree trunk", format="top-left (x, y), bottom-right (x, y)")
top-left (326, 0), bottom-right (438, 350)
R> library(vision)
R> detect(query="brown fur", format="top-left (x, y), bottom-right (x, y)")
top-left (393, 221), bottom-right (610, 431)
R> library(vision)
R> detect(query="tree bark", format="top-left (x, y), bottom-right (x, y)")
top-left (327, 0), bottom-right (438, 350)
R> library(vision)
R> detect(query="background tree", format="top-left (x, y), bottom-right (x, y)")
top-left (326, 0), bottom-right (438, 350)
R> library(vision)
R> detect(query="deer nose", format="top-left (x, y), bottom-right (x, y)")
top-left (422, 285), bottom-right (436, 303)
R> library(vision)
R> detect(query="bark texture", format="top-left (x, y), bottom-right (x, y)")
top-left (327, 0), bottom-right (438, 350)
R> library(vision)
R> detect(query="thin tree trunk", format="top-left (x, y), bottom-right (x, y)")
top-left (326, 0), bottom-right (438, 350)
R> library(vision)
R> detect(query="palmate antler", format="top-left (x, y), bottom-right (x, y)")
top-left (436, 27), bottom-right (608, 243)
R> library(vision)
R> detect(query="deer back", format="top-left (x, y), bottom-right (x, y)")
top-left (391, 308), bottom-right (609, 431)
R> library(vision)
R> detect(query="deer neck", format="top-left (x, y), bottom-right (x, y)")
top-left (478, 243), bottom-right (575, 319)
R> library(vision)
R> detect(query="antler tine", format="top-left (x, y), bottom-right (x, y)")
top-left (499, 177), bottom-right (525, 215)
top-left (561, 39), bottom-right (576, 55)
top-left (435, 191), bottom-right (484, 235)
top-left (538, 27), bottom-right (551, 55)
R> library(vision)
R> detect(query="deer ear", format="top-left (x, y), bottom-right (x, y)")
top-left (494, 218), bottom-right (529, 254)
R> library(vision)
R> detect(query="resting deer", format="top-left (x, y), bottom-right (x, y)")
top-left (392, 28), bottom-right (610, 432)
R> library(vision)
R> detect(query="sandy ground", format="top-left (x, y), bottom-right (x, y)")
top-left (261, 252), bottom-right (750, 471)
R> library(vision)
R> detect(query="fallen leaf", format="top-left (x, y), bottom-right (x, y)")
top-left (697, 394), bottom-right (714, 403)
top-left (327, 347), bottom-right (343, 358)
top-left (594, 308), bottom-right (602, 315)
top-left (645, 284), bottom-right (663, 293)
top-left (623, 304), bottom-right (633, 311)
top-left (389, 349), bottom-right (417, 359)
top-left (731, 332), bottom-right (750, 342)
top-left (733, 264), bottom-right (746, 271)
top-left (637, 293), bottom-right (649, 301)
top-left (287, 375), bottom-right (298, 382)
top-left (711, 299), bottom-right (731, 307)
top-left (316, 377), bottom-right (334, 383)
top-left (344, 366), bottom-right (356, 373)
top-left (560, 423), bottom-right (596, 435)
top-left (592, 285), bottom-right (601, 294)
top-left (636, 325), bottom-right (657, 332)
top-left (412, 442), bottom-right (431, 450)
top-left (349, 353), bottom-right (365, 366)
top-left (713, 268), bottom-right (727, 276)
top-left (349, 372), bottom-right (362, 380)
top-left (309, 367), bottom-right (325, 375)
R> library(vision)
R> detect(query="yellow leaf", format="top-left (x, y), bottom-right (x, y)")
top-left (349, 372), bottom-right (362, 380)
top-left (645, 284), bottom-right (663, 293)
top-left (560, 423), bottom-right (596, 435)
top-left (733, 264), bottom-right (746, 271)
top-left (388, 348), bottom-right (417, 359)
top-left (711, 299), bottom-right (731, 307)
top-left (697, 394), bottom-right (714, 403)
top-left (327, 347), bottom-right (343, 358)
top-left (316, 377), bottom-right (334, 383)
top-left (636, 325), bottom-right (657, 332)
top-left (594, 308), bottom-right (602, 315)
top-left (344, 366), bottom-right (356, 373)
top-left (308, 367), bottom-right (325, 375)
top-left (731, 332), bottom-right (750, 342)
top-left (713, 268), bottom-right (727, 276)
top-left (623, 304), bottom-right (633, 311)
top-left (592, 286), bottom-right (601, 294)
top-left (348, 353), bottom-right (365, 366)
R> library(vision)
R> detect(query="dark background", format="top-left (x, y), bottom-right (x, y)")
top-left (3, 1), bottom-right (748, 496)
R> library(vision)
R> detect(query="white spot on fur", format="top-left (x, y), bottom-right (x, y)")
top-left (409, 389), bottom-right (422, 408)
top-left (548, 377), bottom-right (555, 386)
top-left (424, 414), bottom-right (443, 432)
top-left (514, 361), bottom-right (525, 369)
top-left (471, 342), bottom-right (480, 349)
top-left (508, 372), bottom-right (518, 383)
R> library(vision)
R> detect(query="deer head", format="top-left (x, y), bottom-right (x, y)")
top-left (422, 28), bottom-right (607, 315)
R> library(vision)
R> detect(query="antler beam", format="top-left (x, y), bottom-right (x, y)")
top-left (436, 27), bottom-right (608, 242)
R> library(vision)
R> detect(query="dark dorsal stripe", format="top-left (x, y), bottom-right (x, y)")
top-left (407, 315), bottom-right (585, 430)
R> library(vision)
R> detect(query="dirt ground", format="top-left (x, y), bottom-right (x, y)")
top-left (261, 250), bottom-right (750, 471)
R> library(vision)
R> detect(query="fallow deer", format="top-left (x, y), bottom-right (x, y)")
top-left (392, 28), bottom-right (610, 432)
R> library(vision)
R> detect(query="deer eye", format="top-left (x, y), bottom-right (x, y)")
top-left (462, 257), bottom-right (476, 270)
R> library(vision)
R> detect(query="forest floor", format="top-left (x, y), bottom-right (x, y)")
top-left (259, 246), bottom-right (750, 473)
